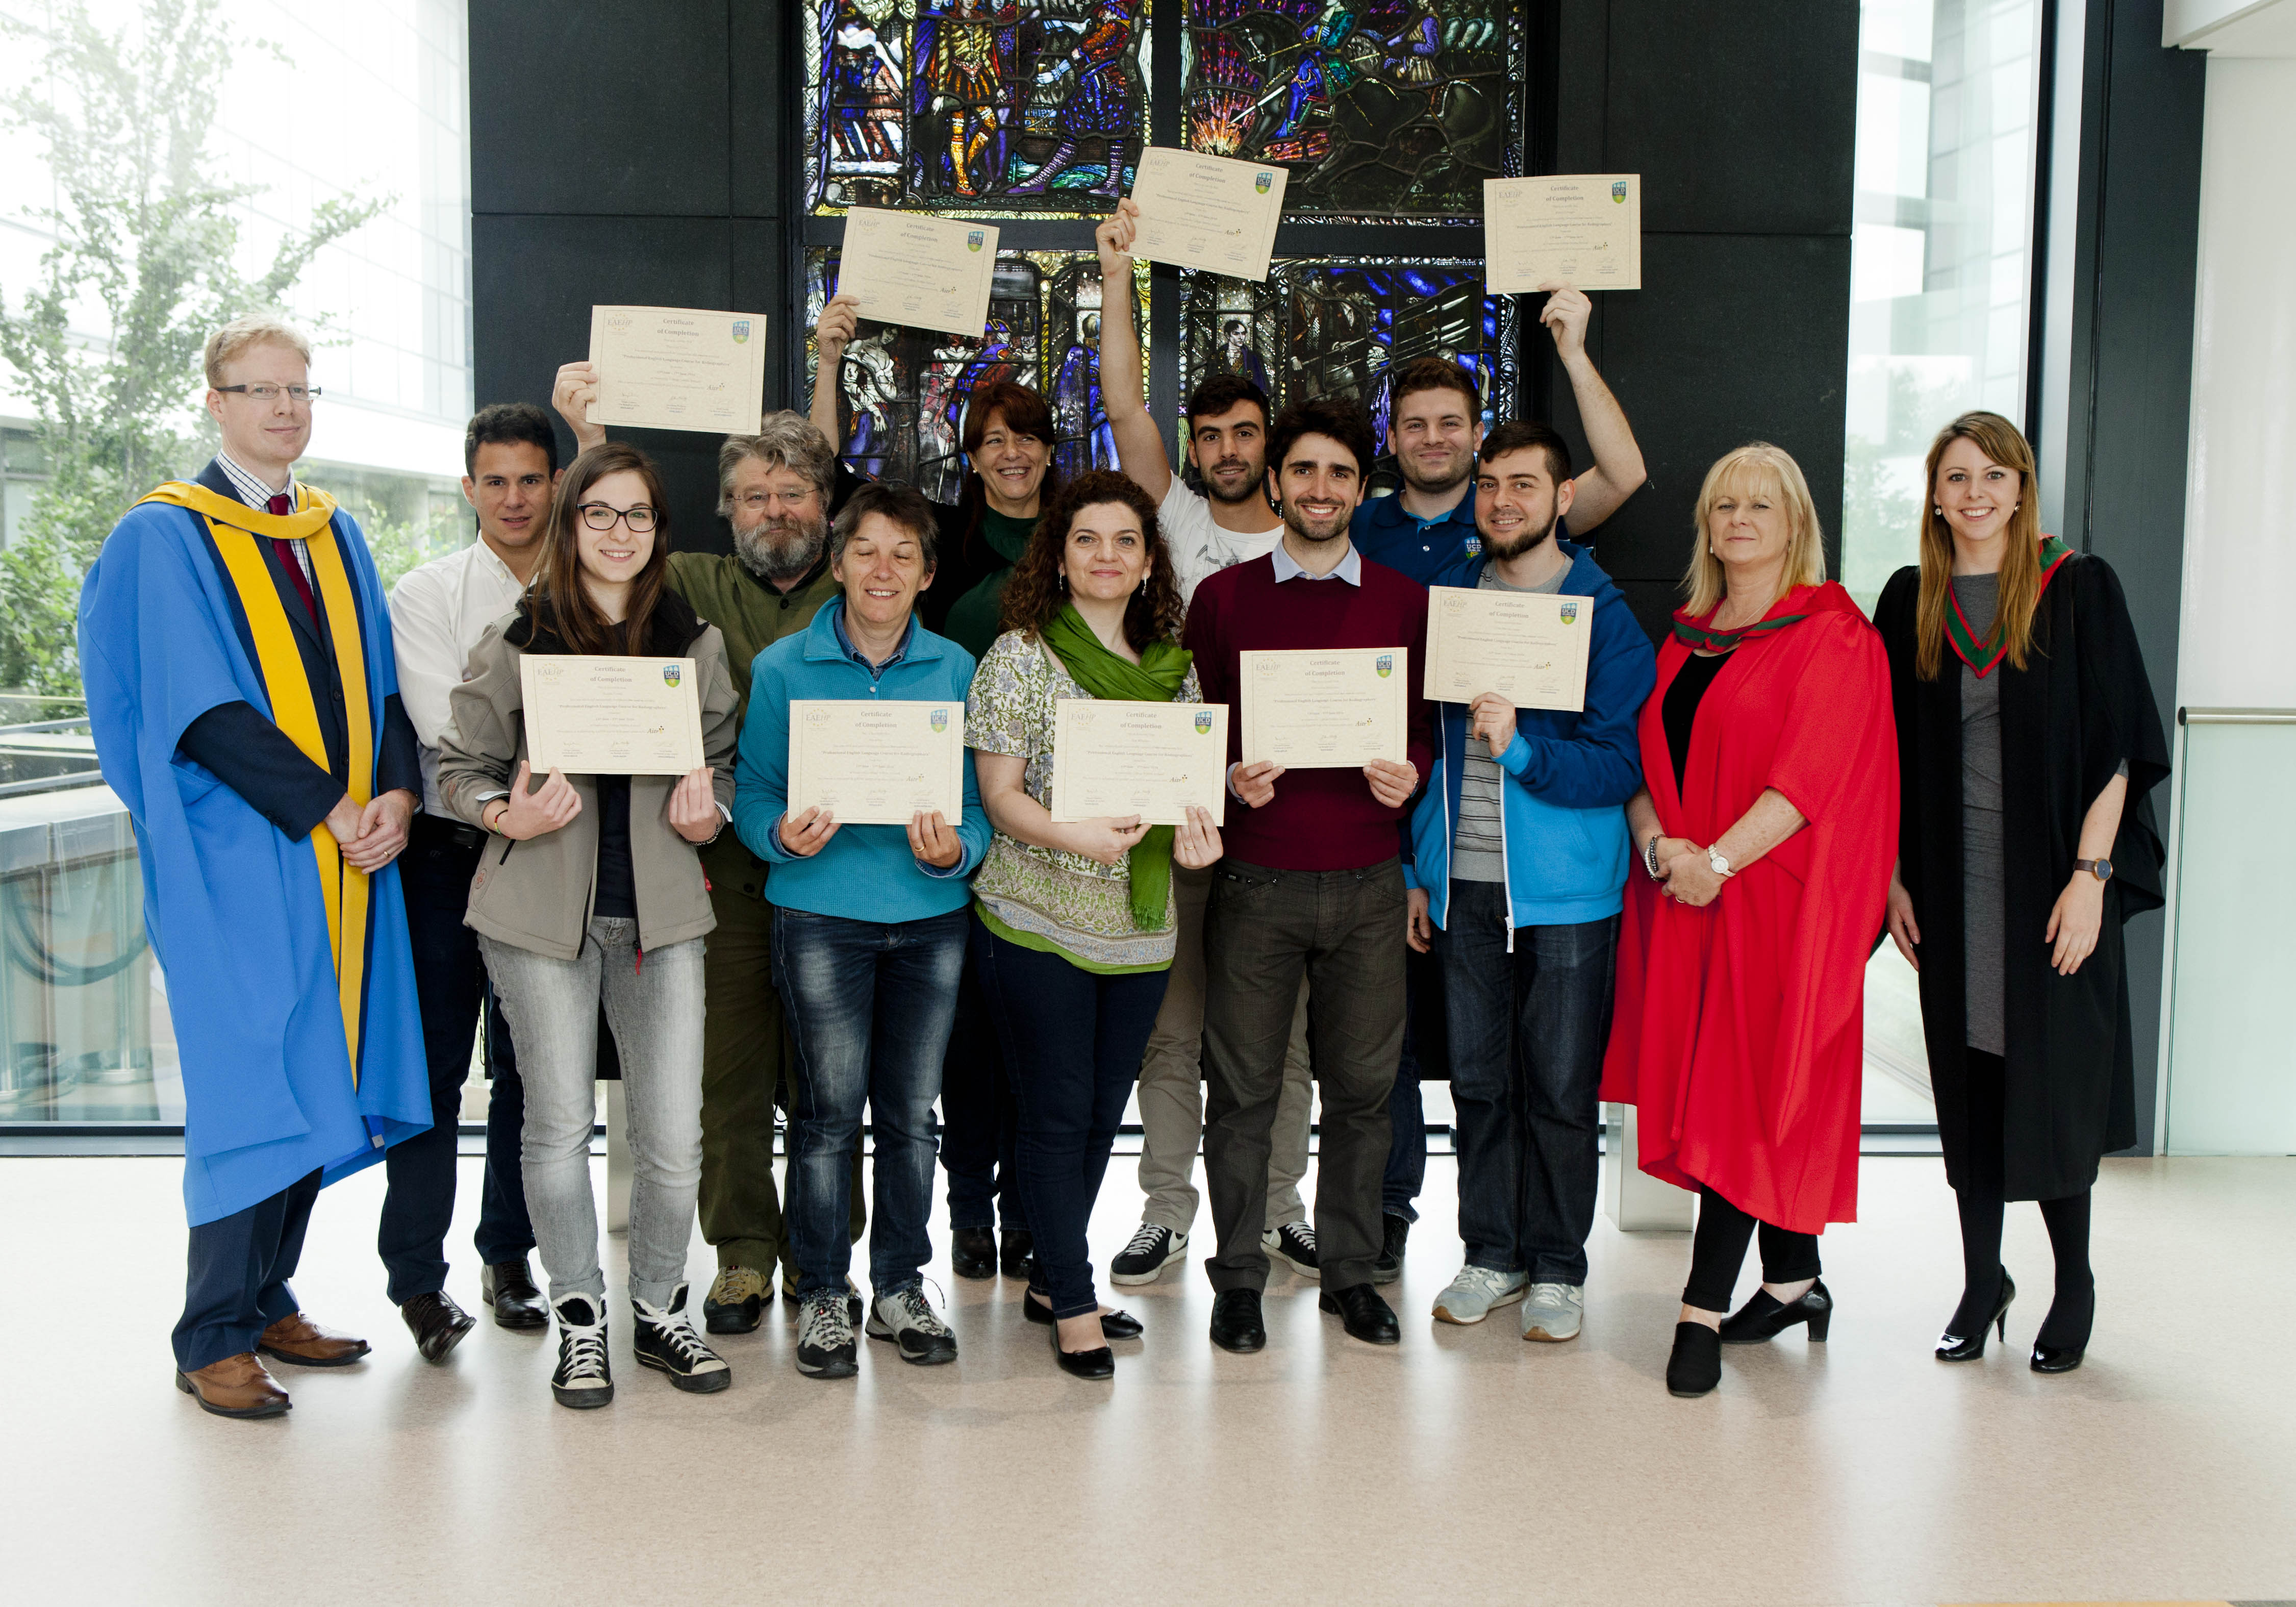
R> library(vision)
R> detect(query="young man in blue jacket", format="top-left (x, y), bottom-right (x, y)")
top-left (1404, 421), bottom-right (1657, 1341)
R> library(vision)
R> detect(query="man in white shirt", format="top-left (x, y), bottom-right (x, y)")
top-left (381, 403), bottom-right (560, 1354)
top-left (1093, 202), bottom-right (1321, 1287)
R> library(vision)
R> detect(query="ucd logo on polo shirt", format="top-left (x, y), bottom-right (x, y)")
top-left (1463, 534), bottom-right (1482, 557)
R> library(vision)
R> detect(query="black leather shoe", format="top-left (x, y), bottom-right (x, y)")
top-left (999, 1229), bottom-right (1035, 1278)
top-left (1667, 1321), bottom-right (1723, 1397)
top-left (2030, 1278), bottom-right (2093, 1373)
top-left (400, 1291), bottom-right (476, 1363)
top-left (1319, 1283), bottom-right (1400, 1346)
top-left (1208, 1288), bottom-right (1266, 1353)
top-left (1936, 1271), bottom-right (2015, 1362)
top-left (1022, 1293), bottom-right (1142, 1340)
top-left (1719, 1278), bottom-right (1833, 1344)
top-left (1371, 1212), bottom-right (1410, 1286)
top-left (951, 1227), bottom-right (997, 1281)
top-left (1050, 1320), bottom-right (1115, 1379)
top-left (480, 1259), bottom-right (548, 1331)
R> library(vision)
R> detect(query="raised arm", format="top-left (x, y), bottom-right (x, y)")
top-left (1539, 285), bottom-right (1647, 533)
top-left (550, 362), bottom-right (608, 455)
top-left (1096, 200), bottom-right (1172, 504)
top-left (811, 291), bottom-right (861, 449)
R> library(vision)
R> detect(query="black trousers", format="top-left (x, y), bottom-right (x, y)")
top-left (939, 951), bottom-right (1028, 1234)
top-left (1682, 1187), bottom-right (1823, 1313)
top-left (174, 1168), bottom-right (321, 1371)
top-left (379, 814), bottom-right (534, 1303)
top-left (1203, 858), bottom-right (1407, 1293)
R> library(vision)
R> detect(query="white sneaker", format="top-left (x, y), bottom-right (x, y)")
top-left (1520, 1282), bottom-right (1585, 1342)
top-left (1431, 1265), bottom-right (1530, 1325)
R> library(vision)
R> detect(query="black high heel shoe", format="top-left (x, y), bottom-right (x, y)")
top-left (1718, 1278), bottom-right (1832, 1344)
top-left (2030, 1277), bottom-right (2092, 1373)
top-left (1049, 1318), bottom-right (1115, 1379)
top-left (1936, 1271), bottom-right (2015, 1362)
top-left (1023, 1292), bottom-right (1142, 1340)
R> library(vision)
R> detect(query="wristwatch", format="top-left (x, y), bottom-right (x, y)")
top-left (1707, 846), bottom-right (1733, 879)
top-left (1643, 835), bottom-right (1664, 881)
top-left (2075, 857), bottom-right (2113, 883)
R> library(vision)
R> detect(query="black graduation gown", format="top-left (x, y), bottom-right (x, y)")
top-left (1875, 555), bottom-right (2170, 1201)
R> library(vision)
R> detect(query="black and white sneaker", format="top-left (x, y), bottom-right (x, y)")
top-left (795, 1288), bottom-right (859, 1378)
top-left (550, 1293), bottom-right (614, 1410)
top-left (632, 1284), bottom-right (731, 1393)
top-left (1372, 1212), bottom-right (1411, 1285)
top-left (865, 1282), bottom-right (958, 1366)
top-left (1110, 1222), bottom-right (1188, 1286)
top-left (1263, 1220), bottom-right (1318, 1276)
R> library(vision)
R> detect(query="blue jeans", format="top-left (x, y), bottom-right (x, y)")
top-left (971, 917), bottom-right (1171, 1318)
top-left (1436, 882), bottom-right (1619, 1285)
top-left (772, 904), bottom-right (967, 1299)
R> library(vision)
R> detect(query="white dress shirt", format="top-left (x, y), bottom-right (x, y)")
top-left (388, 538), bottom-right (526, 818)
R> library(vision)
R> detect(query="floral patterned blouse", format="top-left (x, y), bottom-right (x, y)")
top-left (966, 629), bottom-right (1203, 971)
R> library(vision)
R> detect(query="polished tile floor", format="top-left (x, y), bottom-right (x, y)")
top-left (3, 1151), bottom-right (2291, 1605)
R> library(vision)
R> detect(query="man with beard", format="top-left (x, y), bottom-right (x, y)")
top-left (1095, 200), bottom-right (1322, 1290)
top-left (1403, 421), bottom-right (1655, 1344)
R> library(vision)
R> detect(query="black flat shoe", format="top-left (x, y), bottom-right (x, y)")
top-left (1022, 1294), bottom-right (1142, 1340)
top-left (1719, 1278), bottom-right (1833, 1344)
top-left (951, 1227), bottom-right (997, 1281)
top-left (1208, 1288), bottom-right (1266, 1353)
top-left (1936, 1272), bottom-right (2015, 1362)
top-left (999, 1229), bottom-right (1035, 1278)
top-left (1050, 1321), bottom-right (1114, 1379)
top-left (1667, 1322), bottom-right (1722, 1397)
top-left (1319, 1283), bottom-right (1400, 1346)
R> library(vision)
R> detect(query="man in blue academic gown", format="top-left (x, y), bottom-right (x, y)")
top-left (79, 314), bottom-right (430, 1419)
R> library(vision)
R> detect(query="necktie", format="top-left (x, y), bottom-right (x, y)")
top-left (265, 491), bottom-right (320, 620)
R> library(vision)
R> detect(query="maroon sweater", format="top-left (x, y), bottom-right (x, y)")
top-left (1185, 551), bottom-right (1433, 871)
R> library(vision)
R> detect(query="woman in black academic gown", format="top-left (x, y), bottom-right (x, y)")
top-left (1875, 411), bottom-right (2169, 1374)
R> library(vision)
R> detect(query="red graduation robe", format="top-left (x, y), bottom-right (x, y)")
top-left (1599, 582), bottom-right (1898, 1234)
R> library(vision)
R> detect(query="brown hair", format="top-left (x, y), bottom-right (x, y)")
top-left (956, 380), bottom-right (1060, 543)
top-left (1386, 356), bottom-right (1482, 416)
top-left (1478, 418), bottom-right (1572, 487)
top-left (531, 442), bottom-right (672, 655)
top-left (999, 469), bottom-right (1182, 653)
top-left (1914, 411), bottom-right (2047, 681)
top-left (1682, 443), bottom-right (1827, 616)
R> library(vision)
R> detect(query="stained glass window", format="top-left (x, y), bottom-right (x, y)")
top-left (1179, 2), bottom-right (1525, 219)
top-left (807, 2), bottom-right (1154, 213)
top-left (806, 250), bottom-right (1150, 501)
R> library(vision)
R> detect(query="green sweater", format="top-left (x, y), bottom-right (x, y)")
top-left (665, 549), bottom-right (842, 900)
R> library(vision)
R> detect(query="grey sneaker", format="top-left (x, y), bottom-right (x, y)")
top-left (865, 1282), bottom-right (957, 1366)
top-left (1431, 1266), bottom-right (1530, 1325)
top-left (1520, 1282), bottom-right (1585, 1342)
top-left (794, 1288), bottom-right (858, 1378)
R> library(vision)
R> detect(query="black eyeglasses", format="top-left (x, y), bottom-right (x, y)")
top-left (578, 501), bottom-right (658, 533)
top-left (215, 384), bottom-right (320, 404)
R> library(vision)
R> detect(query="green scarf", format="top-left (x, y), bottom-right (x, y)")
top-left (1041, 602), bottom-right (1193, 930)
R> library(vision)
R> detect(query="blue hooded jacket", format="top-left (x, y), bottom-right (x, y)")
top-left (1404, 541), bottom-right (1657, 935)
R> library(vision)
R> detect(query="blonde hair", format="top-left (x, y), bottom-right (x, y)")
top-left (203, 314), bottom-right (313, 389)
top-left (1914, 411), bottom-right (2046, 681)
top-left (1682, 442), bottom-right (1828, 616)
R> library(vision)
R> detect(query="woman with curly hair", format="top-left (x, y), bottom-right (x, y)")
top-left (966, 470), bottom-right (1226, 1377)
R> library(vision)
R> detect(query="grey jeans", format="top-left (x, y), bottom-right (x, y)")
top-left (481, 918), bottom-right (705, 1310)
top-left (1137, 863), bottom-right (1315, 1233)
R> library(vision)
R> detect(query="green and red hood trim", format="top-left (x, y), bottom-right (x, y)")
top-left (1946, 536), bottom-right (2075, 677)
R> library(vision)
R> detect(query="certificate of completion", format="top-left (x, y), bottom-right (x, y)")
top-left (786, 699), bottom-right (965, 826)
top-left (1423, 586), bottom-right (1593, 712)
top-left (520, 655), bottom-right (704, 776)
top-left (1482, 174), bottom-right (1642, 293)
top-left (1238, 648), bottom-right (1409, 769)
top-left (585, 307), bottom-right (768, 434)
top-left (1127, 147), bottom-right (1288, 282)
top-left (835, 207), bottom-right (1000, 338)
top-left (1049, 700), bottom-right (1229, 827)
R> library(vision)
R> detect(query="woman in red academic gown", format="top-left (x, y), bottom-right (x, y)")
top-left (1601, 443), bottom-right (1898, 1399)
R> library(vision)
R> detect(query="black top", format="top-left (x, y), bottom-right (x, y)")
top-left (592, 775), bottom-right (637, 919)
top-left (1661, 649), bottom-right (1735, 792)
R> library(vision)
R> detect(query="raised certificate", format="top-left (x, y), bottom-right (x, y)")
top-left (1423, 586), bottom-right (1593, 712)
top-left (520, 655), bottom-right (703, 776)
top-left (1127, 147), bottom-right (1288, 282)
top-left (585, 306), bottom-right (768, 434)
top-left (835, 207), bottom-right (1000, 338)
top-left (1238, 648), bottom-right (1409, 769)
top-left (1482, 174), bottom-right (1642, 293)
top-left (786, 699), bottom-right (965, 826)
top-left (1049, 700), bottom-right (1229, 827)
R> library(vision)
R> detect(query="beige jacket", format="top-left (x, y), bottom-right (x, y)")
top-left (437, 591), bottom-right (740, 960)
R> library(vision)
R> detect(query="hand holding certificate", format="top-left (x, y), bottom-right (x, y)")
top-left (521, 655), bottom-right (704, 775)
top-left (1424, 587), bottom-right (1593, 711)
top-left (1126, 147), bottom-right (1288, 282)
top-left (1050, 701), bottom-right (1229, 827)
top-left (1238, 648), bottom-right (1410, 768)
top-left (835, 207), bottom-right (1000, 338)
top-left (1483, 174), bottom-right (1642, 293)
top-left (586, 307), bottom-right (768, 435)
top-left (785, 699), bottom-right (965, 826)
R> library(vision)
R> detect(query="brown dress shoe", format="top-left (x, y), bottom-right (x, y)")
top-left (256, 1311), bottom-right (371, 1368)
top-left (176, 1352), bottom-right (291, 1418)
